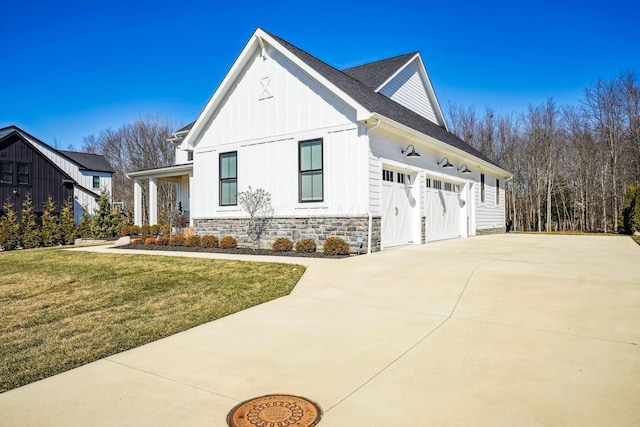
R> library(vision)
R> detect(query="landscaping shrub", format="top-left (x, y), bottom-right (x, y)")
top-left (156, 236), bottom-right (170, 246)
top-left (140, 224), bottom-right (151, 235)
top-left (41, 197), bottom-right (60, 247)
top-left (130, 225), bottom-right (141, 236)
top-left (219, 235), bottom-right (238, 249)
top-left (59, 198), bottom-right (77, 246)
top-left (145, 237), bottom-right (157, 246)
top-left (200, 235), bottom-right (219, 248)
top-left (323, 236), bottom-right (350, 255)
top-left (294, 238), bottom-right (316, 253)
top-left (160, 224), bottom-right (170, 235)
top-left (90, 189), bottom-right (122, 238)
top-left (0, 200), bottom-right (20, 251)
top-left (272, 237), bottom-right (293, 252)
top-left (132, 238), bottom-right (144, 245)
top-left (20, 194), bottom-right (41, 249)
top-left (120, 226), bottom-right (131, 236)
top-left (185, 235), bottom-right (201, 247)
top-left (169, 235), bottom-right (186, 247)
top-left (150, 224), bottom-right (160, 235)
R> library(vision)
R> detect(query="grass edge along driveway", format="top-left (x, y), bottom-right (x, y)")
top-left (0, 248), bottom-right (305, 393)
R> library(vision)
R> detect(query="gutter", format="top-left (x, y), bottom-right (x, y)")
top-left (368, 112), bottom-right (512, 178)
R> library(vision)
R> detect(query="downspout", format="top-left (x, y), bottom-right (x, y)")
top-left (366, 118), bottom-right (381, 254)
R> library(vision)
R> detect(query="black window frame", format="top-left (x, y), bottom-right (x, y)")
top-left (92, 175), bottom-right (100, 189)
top-left (298, 139), bottom-right (323, 203)
top-left (219, 151), bottom-right (238, 206)
top-left (496, 178), bottom-right (500, 206)
top-left (16, 162), bottom-right (30, 186)
top-left (480, 173), bottom-right (486, 203)
top-left (0, 161), bottom-right (14, 185)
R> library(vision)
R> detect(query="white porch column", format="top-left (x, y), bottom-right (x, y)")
top-left (149, 177), bottom-right (158, 225)
top-left (134, 179), bottom-right (143, 226)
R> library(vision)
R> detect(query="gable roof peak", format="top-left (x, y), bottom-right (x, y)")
top-left (342, 52), bottom-right (419, 90)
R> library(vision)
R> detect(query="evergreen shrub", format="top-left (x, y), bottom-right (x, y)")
top-left (219, 235), bottom-right (238, 249)
top-left (294, 238), bottom-right (316, 253)
top-left (272, 237), bottom-right (293, 252)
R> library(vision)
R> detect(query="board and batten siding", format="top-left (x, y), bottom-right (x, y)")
top-left (0, 133), bottom-right (73, 221)
top-left (23, 134), bottom-right (112, 215)
top-left (197, 46), bottom-right (356, 150)
top-left (378, 60), bottom-right (438, 125)
top-left (191, 126), bottom-right (368, 219)
top-left (474, 171), bottom-right (505, 231)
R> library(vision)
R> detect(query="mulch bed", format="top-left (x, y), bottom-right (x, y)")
top-left (115, 244), bottom-right (352, 258)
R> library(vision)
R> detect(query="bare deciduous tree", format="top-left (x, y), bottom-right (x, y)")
top-left (447, 71), bottom-right (639, 234)
top-left (82, 116), bottom-right (177, 224)
top-left (238, 187), bottom-right (274, 248)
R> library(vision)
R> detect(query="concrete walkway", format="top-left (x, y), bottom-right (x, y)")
top-left (1, 234), bottom-right (639, 426)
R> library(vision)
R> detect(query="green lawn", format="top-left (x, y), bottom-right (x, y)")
top-left (0, 248), bottom-right (305, 393)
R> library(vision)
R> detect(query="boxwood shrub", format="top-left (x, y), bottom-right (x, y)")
top-left (219, 235), bottom-right (238, 249)
top-left (323, 236), bottom-right (350, 255)
top-left (200, 235), bottom-right (219, 248)
top-left (294, 238), bottom-right (316, 253)
top-left (272, 238), bottom-right (294, 252)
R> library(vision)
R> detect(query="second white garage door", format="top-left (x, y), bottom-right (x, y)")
top-left (425, 179), bottom-right (462, 241)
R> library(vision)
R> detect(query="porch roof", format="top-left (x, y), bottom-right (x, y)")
top-left (126, 163), bottom-right (192, 180)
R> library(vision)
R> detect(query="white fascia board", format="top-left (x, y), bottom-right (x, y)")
top-left (180, 31), bottom-right (263, 150)
top-left (369, 112), bottom-right (512, 177)
top-left (410, 54), bottom-right (449, 131)
top-left (373, 53), bottom-right (420, 93)
top-left (126, 164), bottom-right (193, 180)
top-left (375, 53), bottom-right (449, 131)
top-left (181, 29), bottom-right (371, 151)
top-left (257, 29), bottom-right (370, 121)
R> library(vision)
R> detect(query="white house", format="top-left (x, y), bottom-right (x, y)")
top-left (129, 28), bottom-right (511, 252)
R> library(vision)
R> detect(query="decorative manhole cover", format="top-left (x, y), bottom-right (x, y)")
top-left (227, 394), bottom-right (322, 427)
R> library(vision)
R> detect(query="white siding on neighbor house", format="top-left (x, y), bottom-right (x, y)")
top-left (474, 171), bottom-right (505, 230)
top-left (197, 47), bottom-right (357, 150)
top-left (24, 134), bottom-right (112, 216)
top-left (191, 125), bottom-right (369, 220)
top-left (378, 60), bottom-right (438, 124)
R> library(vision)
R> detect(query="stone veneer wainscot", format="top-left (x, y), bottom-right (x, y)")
top-left (194, 215), bottom-right (381, 252)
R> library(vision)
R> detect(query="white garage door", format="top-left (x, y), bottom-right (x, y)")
top-left (382, 169), bottom-right (416, 248)
top-left (425, 179), bottom-right (462, 241)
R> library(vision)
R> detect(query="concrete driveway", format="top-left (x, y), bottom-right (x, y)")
top-left (1, 234), bottom-right (639, 426)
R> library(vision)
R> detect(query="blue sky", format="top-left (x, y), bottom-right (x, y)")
top-left (2, 0), bottom-right (638, 150)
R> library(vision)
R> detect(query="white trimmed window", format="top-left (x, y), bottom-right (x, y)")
top-left (220, 151), bottom-right (237, 206)
top-left (299, 139), bottom-right (323, 202)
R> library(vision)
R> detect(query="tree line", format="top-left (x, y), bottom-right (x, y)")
top-left (79, 72), bottom-right (640, 236)
top-left (447, 71), bottom-right (640, 233)
top-left (81, 116), bottom-right (177, 225)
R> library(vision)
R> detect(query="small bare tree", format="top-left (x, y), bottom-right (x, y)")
top-left (238, 187), bottom-right (274, 249)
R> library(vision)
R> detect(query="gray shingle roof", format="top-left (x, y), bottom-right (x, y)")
top-left (342, 53), bottom-right (417, 90)
top-left (176, 122), bottom-right (195, 133)
top-left (1, 125), bottom-right (115, 173)
top-left (264, 30), bottom-right (501, 169)
top-left (59, 150), bottom-right (115, 173)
